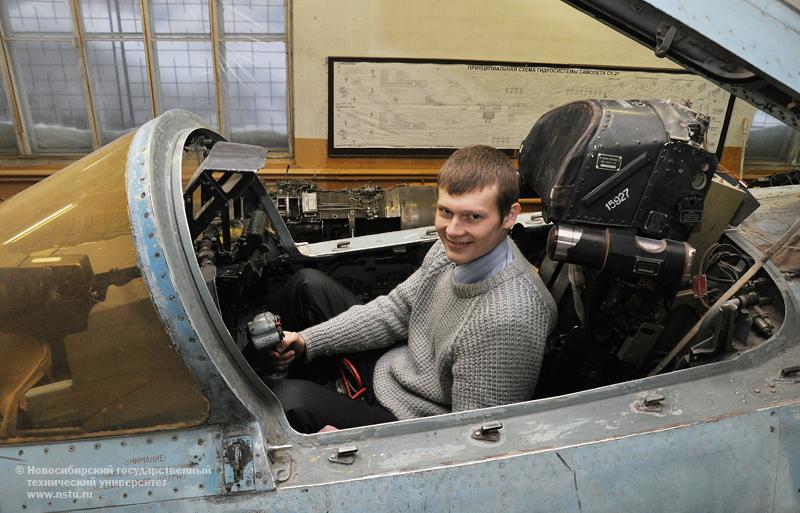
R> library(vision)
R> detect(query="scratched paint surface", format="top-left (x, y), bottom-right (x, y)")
top-left (55, 406), bottom-right (797, 513)
top-left (0, 427), bottom-right (224, 512)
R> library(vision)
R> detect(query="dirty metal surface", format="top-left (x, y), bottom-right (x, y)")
top-left (52, 405), bottom-right (800, 512)
top-left (739, 185), bottom-right (800, 272)
top-left (0, 426), bottom-right (224, 512)
top-left (295, 213), bottom-right (548, 258)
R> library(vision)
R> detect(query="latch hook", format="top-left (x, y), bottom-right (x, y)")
top-left (329, 445), bottom-right (358, 465)
top-left (472, 421), bottom-right (503, 442)
top-left (655, 25), bottom-right (677, 57)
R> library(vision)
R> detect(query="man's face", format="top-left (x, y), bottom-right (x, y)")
top-left (435, 185), bottom-right (520, 265)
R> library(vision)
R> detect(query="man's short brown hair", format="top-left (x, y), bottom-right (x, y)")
top-left (437, 145), bottom-right (520, 218)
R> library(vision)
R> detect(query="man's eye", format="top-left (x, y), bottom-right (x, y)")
top-left (439, 208), bottom-right (452, 217)
top-left (469, 213), bottom-right (482, 220)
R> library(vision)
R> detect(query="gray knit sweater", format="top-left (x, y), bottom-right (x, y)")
top-left (300, 238), bottom-right (557, 420)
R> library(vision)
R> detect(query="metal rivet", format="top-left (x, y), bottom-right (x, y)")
top-left (120, 441), bottom-right (126, 447)
top-left (68, 446), bottom-right (75, 453)
top-left (197, 439), bottom-right (204, 446)
top-left (140, 192), bottom-right (146, 198)
top-left (94, 443), bottom-right (101, 450)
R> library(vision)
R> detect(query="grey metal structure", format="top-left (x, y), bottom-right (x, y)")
top-left (1, 1), bottom-right (800, 512)
top-left (563, 0), bottom-right (800, 129)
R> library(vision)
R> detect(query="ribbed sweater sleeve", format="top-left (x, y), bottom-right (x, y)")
top-left (300, 242), bottom-right (448, 360)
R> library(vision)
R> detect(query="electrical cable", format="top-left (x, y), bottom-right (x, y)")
top-left (339, 357), bottom-right (366, 400)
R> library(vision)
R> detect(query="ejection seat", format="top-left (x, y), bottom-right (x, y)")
top-left (520, 98), bottom-right (722, 397)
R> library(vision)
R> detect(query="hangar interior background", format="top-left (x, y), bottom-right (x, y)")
top-left (0, 0), bottom-right (796, 200)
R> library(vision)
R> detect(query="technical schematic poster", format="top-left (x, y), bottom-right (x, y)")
top-left (328, 59), bottom-right (732, 156)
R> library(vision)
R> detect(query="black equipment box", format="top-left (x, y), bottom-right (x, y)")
top-left (519, 99), bottom-right (718, 242)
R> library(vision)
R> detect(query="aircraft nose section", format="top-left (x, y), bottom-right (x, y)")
top-left (0, 111), bottom-right (217, 438)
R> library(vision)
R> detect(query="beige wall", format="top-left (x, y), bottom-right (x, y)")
top-left (292, 0), bottom-right (749, 146)
top-left (2, 0), bottom-right (757, 197)
top-left (724, 99), bottom-right (758, 147)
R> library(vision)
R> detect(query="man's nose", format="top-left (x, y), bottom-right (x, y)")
top-left (446, 217), bottom-right (466, 237)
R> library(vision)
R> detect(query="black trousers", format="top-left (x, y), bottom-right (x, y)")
top-left (271, 268), bottom-right (398, 433)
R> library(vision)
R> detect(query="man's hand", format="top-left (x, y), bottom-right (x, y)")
top-left (269, 331), bottom-right (306, 372)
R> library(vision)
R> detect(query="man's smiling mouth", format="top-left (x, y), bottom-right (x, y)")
top-left (445, 238), bottom-right (472, 248)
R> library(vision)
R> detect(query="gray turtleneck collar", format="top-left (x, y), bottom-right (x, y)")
top-left (453, 237), bottom-right (512, 284)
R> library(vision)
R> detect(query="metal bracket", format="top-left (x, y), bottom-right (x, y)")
top-left (267, 444), bottom-right (294, 483)
top-left (779, 366), bottom-right (800, 382)
top-left (472, 421), bottom-right (503, 442)
top-left (635, 394), bottom-right (666, 413)
top-left (266, 444), bottom-right (293, 463)
top-left (420, 227), bottom-right (438, 240)
top-left (328, 445), bottom-right (358, 465)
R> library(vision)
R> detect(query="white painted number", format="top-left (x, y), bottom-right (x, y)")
top-left (604, 188), bottom-right (629, 211)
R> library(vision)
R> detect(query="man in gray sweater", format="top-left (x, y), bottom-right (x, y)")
top-left (270, 145), bottom-right (557, 432)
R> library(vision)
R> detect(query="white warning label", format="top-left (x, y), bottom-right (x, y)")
top-left (596, 153), bottom-right (623, 171)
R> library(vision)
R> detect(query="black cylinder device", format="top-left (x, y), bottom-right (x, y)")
top-left (547, 224), bottom-right (694, 285)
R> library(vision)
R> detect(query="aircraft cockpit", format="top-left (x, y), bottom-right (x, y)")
top-left (176, 97), bottom-right (783, 405)
top-left (0, 95), bottom-right (788, 447)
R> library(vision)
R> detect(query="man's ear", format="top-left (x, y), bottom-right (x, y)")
top-left (502, 202), bottom-right (522, 229)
